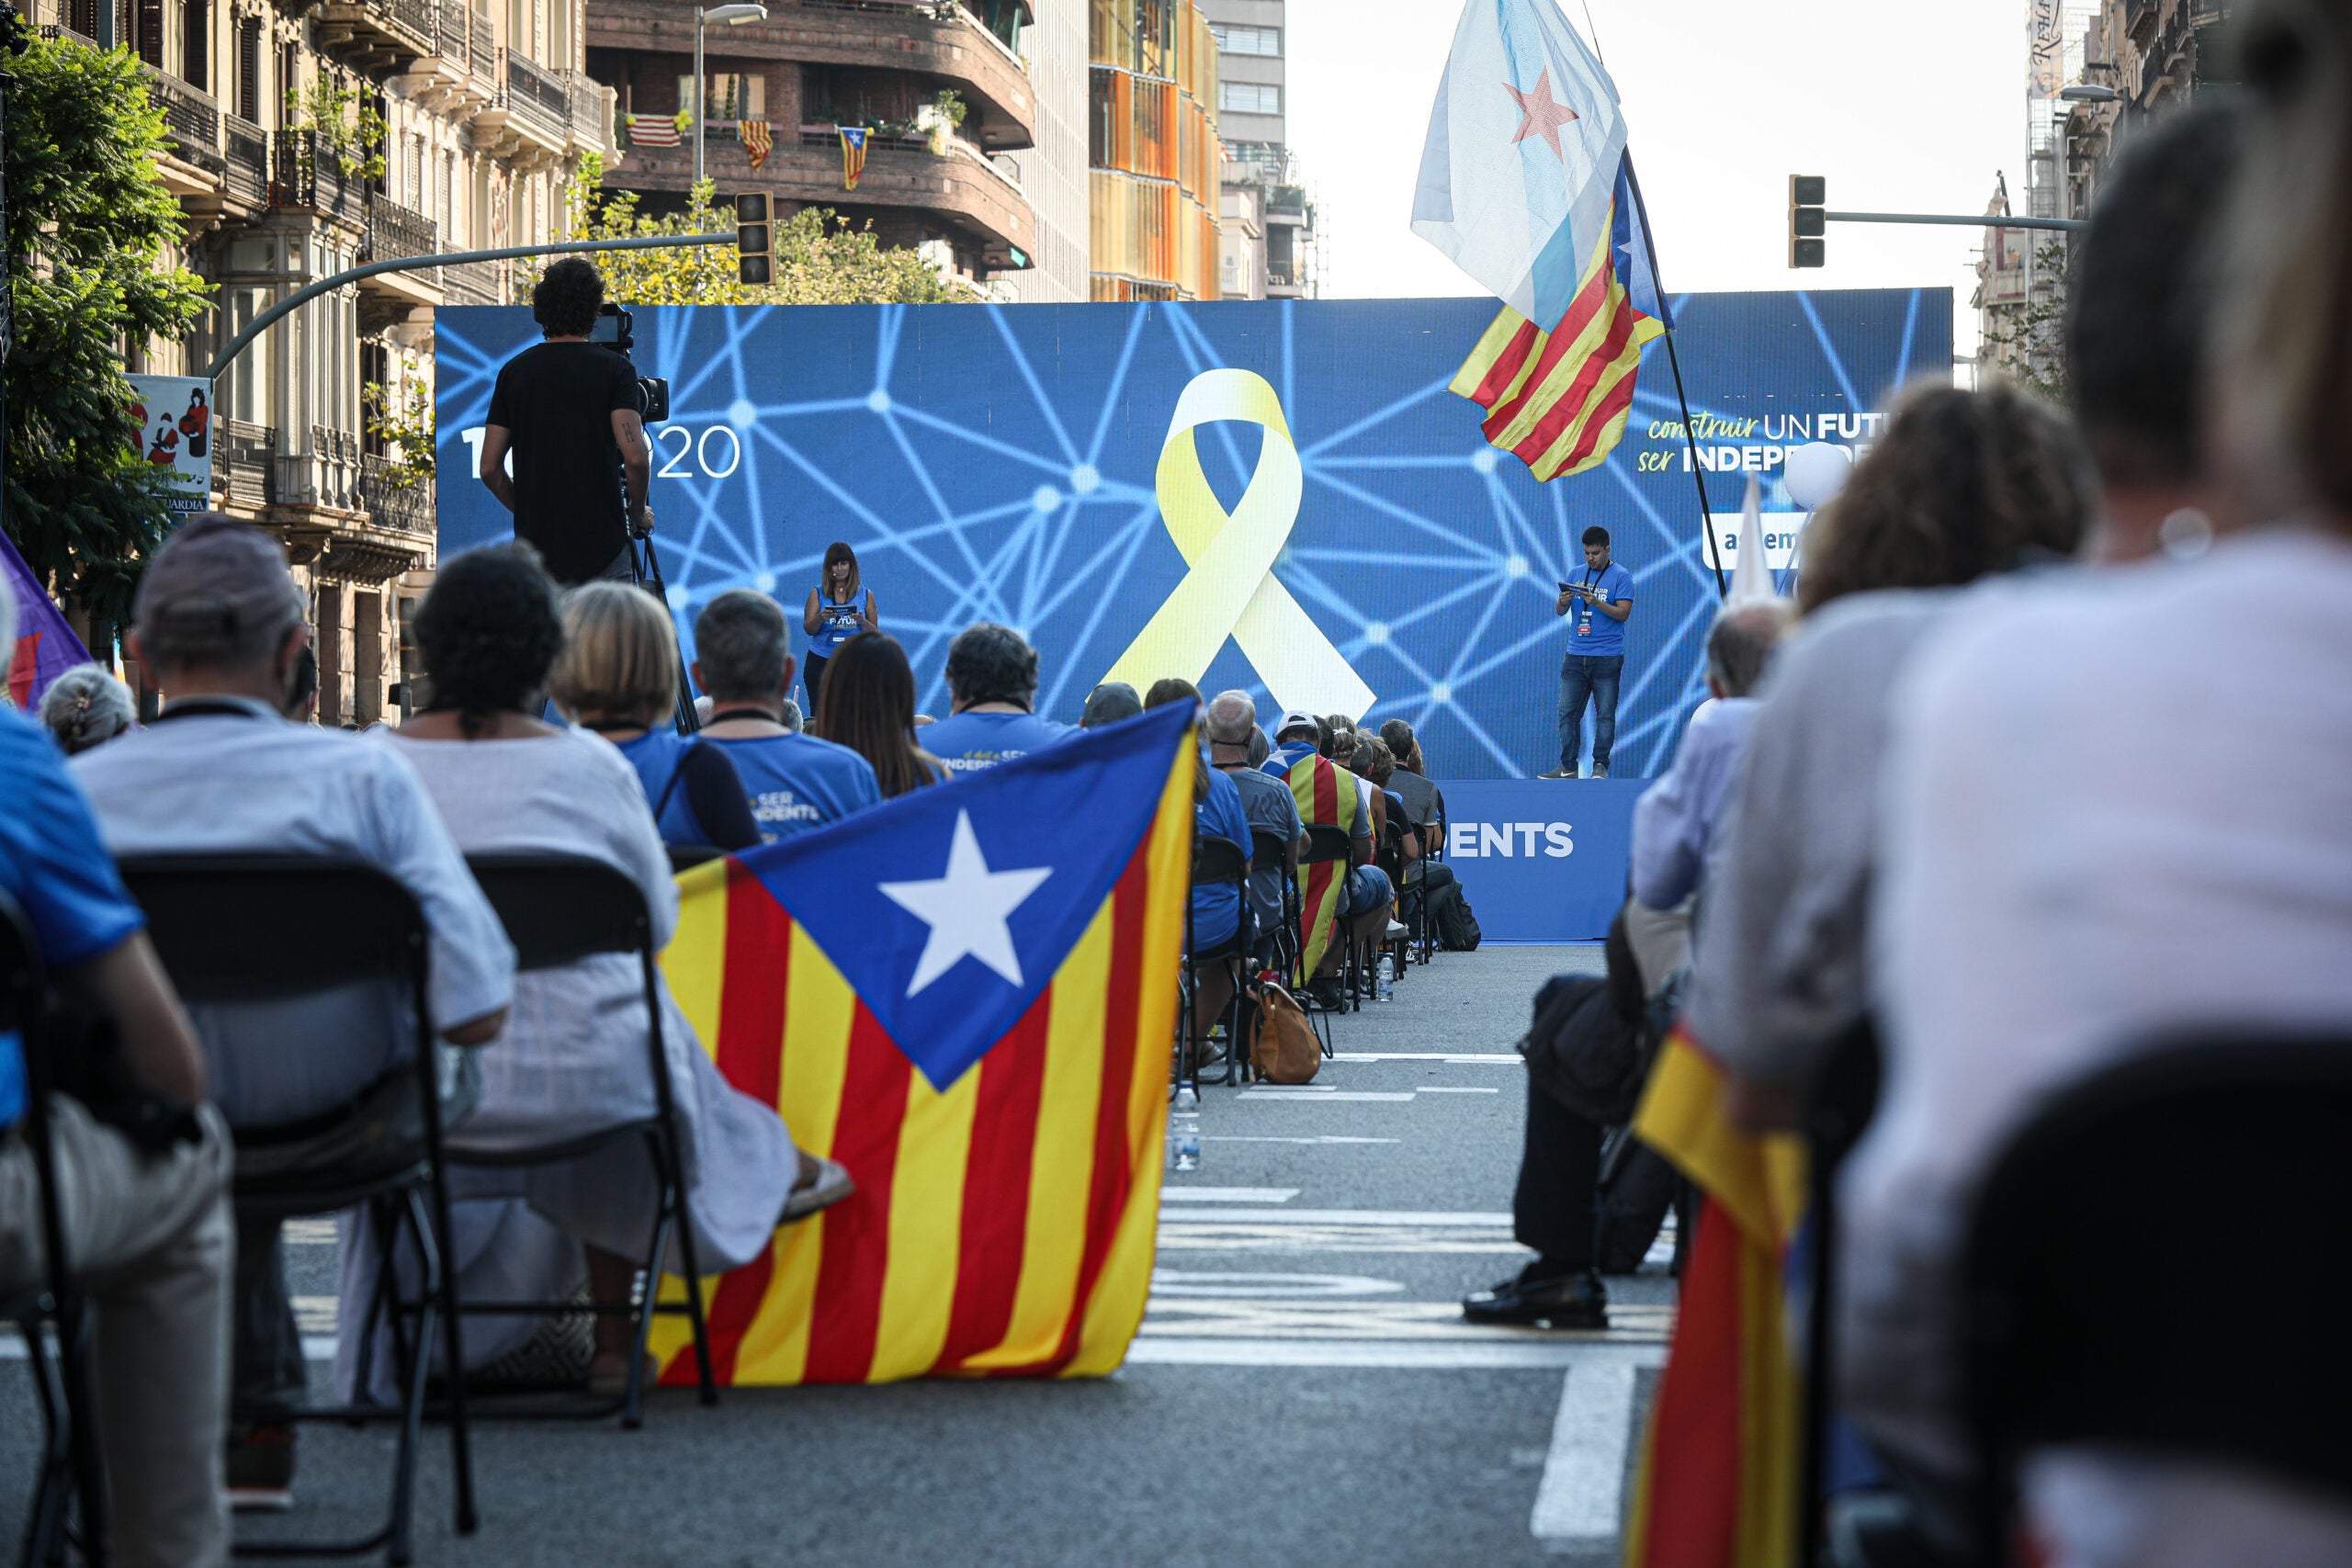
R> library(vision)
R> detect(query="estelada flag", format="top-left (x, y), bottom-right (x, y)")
top-left (1451, 155), bottom-right (1669, 483)
top-left (741, 118), bottom-right (773, 172)
top-left (838, 124), bottom-right (868, 191)
top-left (1621, 1029), bottom-right (1808, 1568)
top-left (1280, 750), bottom-right (1361, 977)
top-left (648, 703), bottom-right (1193, 1385)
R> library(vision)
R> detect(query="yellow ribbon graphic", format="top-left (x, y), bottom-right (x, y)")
top-left (1104, 370), bottom-right (1376, 719)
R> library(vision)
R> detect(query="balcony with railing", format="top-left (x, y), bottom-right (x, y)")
top-left (444, 258), bottom-right (504, 306)
top-left (312, 0), bottom-right (436, 76)
top-left (359, 193), bottom-right (443, 305)
top-left (362, 454), bottom-right (435, 536)
top-left (405, 0), bottom-right (500, 113)
top-left (223, 114), bottom-right (271, 208)
top-left (588, 0), bottom-right (1035, 152)
top-left (271, 130), bottom-right (368, 224)
top-left (472, 48), bottom-right (572, 167)
top-left (211, 420), bottom-right (278, 512)
top-left (143, 66), bottom-right (224, 193)
top-left (563, 68), bottom-right (617, 158)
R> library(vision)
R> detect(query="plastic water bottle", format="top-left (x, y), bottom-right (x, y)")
top-left (1375, 953), bottom-right (1396, 1002)
top-left (1170, 1085), bottom-right (1202, 1171)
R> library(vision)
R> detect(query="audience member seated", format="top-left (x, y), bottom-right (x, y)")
top-left (1691, 382), bottom-right (2098, 1139)
top-left (1363, 732), bottom-right (1458, 932)
top-left (72, 514), bottom-right (515, 1509)
top-left (1244, 725), bottom-right (1272, 770)
top-left (1840, 33), bottom-right (2352, 1564)
top-left (810, 630), bottom-right (946, 798)
top-left (1262, 710), bottom-right (1392, 1009)
top-left (1080, 681), bottom-right (1142, 728)
top-left (40, 663), bottom-right (137, 756)
top-left (1628, 601), bottom-right (1791, 914)
top-left (1377, 717), bottom-right (1443, 833)
top-left (921, 623), bottom-right (1072, 773)
top-left (1145, 680), bottom-right (1251, 1067)
top-left (1462, 904), bottom-right (1682, 1332)
top-left (356, 545), bottom-right (845, 1397)
top-left (1205, 691), bottom-right (1304, 971)
top-left (0, 593), bottom-right (233, 1568)
top-left (692, 590), bottom-right (882, 841)
top-left (551, 583), bottom-right (761, 852)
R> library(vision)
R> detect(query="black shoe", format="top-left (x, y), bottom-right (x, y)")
top-left (1461, 1268), bottom-right (1608, 1329)
top-left (1306, 978), bottom-right (1345, 1012)
top-left (225, 1422), bottom-right (296, 1511)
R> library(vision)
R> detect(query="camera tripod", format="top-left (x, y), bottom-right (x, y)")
top-left (628, 529), bottom-right (702, 735)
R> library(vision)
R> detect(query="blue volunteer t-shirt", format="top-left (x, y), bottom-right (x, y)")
top-left (921, 710), bottom-right (1073, 775)
top-left (1191, 767), bottom-right (1252, 952)
top-left (710, 731), bottom-right (884, 842)
top-left (808, 592), bottom-right (865, 659)
top-left (615, 729), bottom-right (722, 847)
top-left (0, 705), bottom-right (144, 968)
top-left (1567, 560), bottom-right (1635, 657)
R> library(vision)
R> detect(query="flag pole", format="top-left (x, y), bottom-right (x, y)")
top-left (1623, 152), bottom-right (1725, 599)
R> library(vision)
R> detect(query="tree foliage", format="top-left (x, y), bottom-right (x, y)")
top-left (546, 157), bottom-right (975, 308)
top-left (3, 17), bottom-right (213, 626)
top-left (363, 378), bottom-right (434, 490)
top-left (1981, 238), bottom-right (2072, 406)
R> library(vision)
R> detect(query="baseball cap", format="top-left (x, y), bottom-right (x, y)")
top-left (132, 513), bottom-right (305, 656)
top-left (1274, 708), bottom-right (1319, 738)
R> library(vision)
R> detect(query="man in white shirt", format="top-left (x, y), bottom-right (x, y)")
top-left (74, 515), bottom-right (514, 1507)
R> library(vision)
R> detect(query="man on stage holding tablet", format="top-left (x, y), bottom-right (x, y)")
top-left (1542, 525), bottom-right (1635, 779)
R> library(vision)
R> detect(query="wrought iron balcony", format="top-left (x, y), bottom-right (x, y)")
top-left (363, 192), bottom-right (439, 266)
top-left (145, 67), bottom-right (224, 175)
top-left (224, 114), bottom-right (270, 207)
top-left (435, 0), bottom-right (469, 62)
top-left (271, 130), bottom-right (367, 221)
top-left (503, 50), bottom-right (571, 135)
top-left (212, 419), bottom-right (278, 510)
top-left (444, 258), bottom-right (503, 306)
top-left (362, 454), bottom-right (435, 536)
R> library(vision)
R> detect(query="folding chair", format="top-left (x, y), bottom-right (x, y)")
top-left (119, 856), bottom-right (476, 1565)
top-left (1414, 805), bottom-right (1447, 964)
top-left (1794, 1019), bottom-right (1880, 1568)
top-left (1, 893), bottom-right (109, 1568)
top-left (664, 845), bottom-right (726, 876)
top-left (447, 853), bottom-right (718, 1426)
top-left (1374, 813), bottom-right (1415, 995)
top-left (1248, 828), bottom-right (1300, 991)
top-left (1962, 1034), bottom-right (2352, 1567)
top-left (1297, 825), bottom-right (1355, 1043)
top-left (1180, 836), bottom-right (1250, 1091)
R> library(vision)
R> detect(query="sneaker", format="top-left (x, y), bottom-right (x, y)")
top-left (225, 1423), bottom-right (296, 1512)
top-left (1536, 766), bottom-right (1577, 780)
top-left (780, 1156), bottom-right (855, 1222)
top-left (1590, 763), bottom-right (1610, 779)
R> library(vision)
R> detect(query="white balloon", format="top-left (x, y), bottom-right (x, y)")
top-left (1783, 441), bottom-right (1854, 512)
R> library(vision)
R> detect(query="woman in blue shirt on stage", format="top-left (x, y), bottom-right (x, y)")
top-left (801, 541), bottom-right (877, 707)
top-left (552, 583), bottom-right (763, 852)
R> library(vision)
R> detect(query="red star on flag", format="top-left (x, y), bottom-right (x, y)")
top-left (1502, 68), bottom-right (1580, 161)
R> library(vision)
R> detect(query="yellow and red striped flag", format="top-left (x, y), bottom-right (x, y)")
top-left (838, 125), bottom-right (869, 192)
top-left (1622, 1029), bottom-right (1808, 1568)
top-left (1279, 747), bottom-right (1361, 978)
top-left (649, 705), bottom-right (1194, 1384)
top-left (1451, 158), bottom-right (1668, 483)
top-left (741, 118), bottom-right (773, 172)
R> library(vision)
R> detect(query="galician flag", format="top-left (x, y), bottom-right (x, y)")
top-left (1412, 0), bottom-right (1629, 334)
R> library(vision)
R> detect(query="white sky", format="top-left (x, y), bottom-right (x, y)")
top-left (1284, 0), bottom-right (2031, 352)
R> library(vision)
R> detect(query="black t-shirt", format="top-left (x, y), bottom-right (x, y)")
top-left (485, 340), bottom-right (638, 584)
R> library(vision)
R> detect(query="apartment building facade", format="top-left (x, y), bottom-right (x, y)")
top-left (1199, 0), bottom-right (1306, 300)
top-left (1087, 0), bottom-right (1217, 301)
top-left (16, 0), bottom-right (614, 724)
top-left (584, 0), bottom-right (1041, 288)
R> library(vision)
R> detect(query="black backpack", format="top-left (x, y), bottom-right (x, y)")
top-left (1431, 882), bottom-right (1482, 951)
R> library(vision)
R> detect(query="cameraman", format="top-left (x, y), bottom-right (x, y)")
top-left (477, 257), bottom-right (654, 586)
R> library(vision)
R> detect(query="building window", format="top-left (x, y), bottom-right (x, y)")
top-left (235, 15), bottom-right (260, 122)
top-left (1210, 24), bottom-right (1279, 57)
top-left (1219, 82), bottom-right (1281, 116)
top-left (677, 73), bottom-right (764, 121)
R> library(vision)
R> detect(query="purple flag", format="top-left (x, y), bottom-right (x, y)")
top-left (3, 529), bottom-right (94, 712)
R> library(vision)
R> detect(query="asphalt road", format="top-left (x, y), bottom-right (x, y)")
top-left (2, 944), bottom-right (1679, 1566)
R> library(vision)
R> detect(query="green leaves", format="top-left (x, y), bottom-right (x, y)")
top-left (4, 28), bottom-right (214, 627)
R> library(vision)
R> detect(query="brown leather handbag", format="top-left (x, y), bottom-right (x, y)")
top-left (1251, 984), bottom-right (1322, 1085)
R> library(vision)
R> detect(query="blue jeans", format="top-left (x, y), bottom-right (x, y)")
top-left (1556, 653), bottom-right (1624, 772)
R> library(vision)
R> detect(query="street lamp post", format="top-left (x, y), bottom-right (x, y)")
top-left (694, 4), bottom-right (768, 192)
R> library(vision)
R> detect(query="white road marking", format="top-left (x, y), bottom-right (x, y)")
top-left (1144, 1300), bottom-right (1672, 1344)
top-left (1333, 1052), bottom-right (1522, 1063)
top-left (1125, 1339), bottom-right (1639, 1370)
top-left (1528, 1351), bottom-right (1663, 1551)
top-left (1416, 1086), bottom-right (1501, 1094)
top-left (1159, 1187), bottom-right (1301, 1203)
top-left (1200, 1135), bottom-right (1401, 1145)
top-left (1238, 1089), bottom-right (1417, 1102)
top-left (1148, 1271), bottom-right (1404, 1299)
top-left (1160, 1208), bottom-right (1512, 1226)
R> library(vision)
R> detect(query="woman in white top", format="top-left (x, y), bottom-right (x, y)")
top-left (341, 544), bottom-right (849, 1396)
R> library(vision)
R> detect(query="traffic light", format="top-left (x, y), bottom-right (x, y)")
top-left (735, 192), bottom-right (772, 286)
top-left (1789, 175), bottom-right (1826, 268)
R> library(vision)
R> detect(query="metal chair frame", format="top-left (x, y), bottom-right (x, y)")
top-left (119, 856), bottom-right (476, 1566)
top-left (1, 893), bottom-right (110, 1568)
top-left (435, 853), bottom-right (718, 1426)
top-left (1179, 835), bottom-right (1250, 1092)
top-left (1297, 824), bottom-right (1355, 1048)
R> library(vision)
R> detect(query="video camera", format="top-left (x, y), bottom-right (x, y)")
top-left (588, 303), bottom-right (672, 424)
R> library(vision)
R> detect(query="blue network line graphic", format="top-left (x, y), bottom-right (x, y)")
top-left (435, 290), bottom-right (1947, 779)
